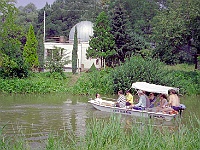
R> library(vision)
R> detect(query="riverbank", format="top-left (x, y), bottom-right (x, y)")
top-left (0, 59), bottom-right (199, 95)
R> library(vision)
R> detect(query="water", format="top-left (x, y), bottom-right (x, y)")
top-left (0, 93), bottom-right (199, 148)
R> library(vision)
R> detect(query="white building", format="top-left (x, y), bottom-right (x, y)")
top-left (44, 21), bottom-right (101, 72)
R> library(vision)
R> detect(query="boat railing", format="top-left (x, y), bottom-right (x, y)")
top-left (101, 97), bottom-right (117, 101)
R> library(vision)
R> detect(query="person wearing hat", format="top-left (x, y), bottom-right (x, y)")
top-left (132, 90), bottom-right (147, 110)
top-left (125, 90), bottom-right (133, 107)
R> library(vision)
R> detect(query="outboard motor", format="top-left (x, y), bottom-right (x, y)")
top-left (178, 104), bottom-right (186, 117)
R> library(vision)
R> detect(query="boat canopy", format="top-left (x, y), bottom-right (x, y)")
top-left (131, 82), bottom-right (179, 95)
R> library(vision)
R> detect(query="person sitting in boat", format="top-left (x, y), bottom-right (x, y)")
top-left (115, 90), bottom-right (126, 108)
top-left (162, 89), bottom-right (180, 114)
top-left (132, 90), bottom-right (147, 110)
top-left (149, 93), bottom-right (157, 108)
top-left (156, 94), bottom-right (168, 112)
top-left (125, 90), bottom-right (133, 107)
top-left (95, 93), bottom-right (102, 104)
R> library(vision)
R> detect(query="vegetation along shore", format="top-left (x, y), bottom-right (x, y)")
top-left (0, 0), bottom-right (200, 149)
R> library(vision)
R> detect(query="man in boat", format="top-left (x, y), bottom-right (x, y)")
top-left (162, 89), bottom-right (180, 114)
top-left (125, 90), bottom-right (133, 107)
top-left (132, 90), bottom-right (147, 110)
top-left (115, 90), bottom-right (126, 107)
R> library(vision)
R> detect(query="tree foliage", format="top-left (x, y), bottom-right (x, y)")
top-left (37, 0), bottom-right (104, 39)
top-left (16, 3), bottom-right (38, 33)
top-left (72, 26), bottom-right (78, 74)
top-left (86, 11), bottom-right (116, 67)
top-left (110, 3), bottom-right (135, 64)
top-left (151, 0), bottom-right (200, 64)
top-left (23, 24), bottom-right (39, 70)
top-left (0, 0), bottom-right (28, 78)
top-left (45, 47), bottom-right (71, 74)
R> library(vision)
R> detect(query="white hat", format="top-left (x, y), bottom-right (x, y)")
top-left (137, 90), bottom-right (143, 94)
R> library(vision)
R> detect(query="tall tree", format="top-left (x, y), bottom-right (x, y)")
top-left (72, 26), bottom-right (78, 74)
top-left (37, 0), bottom-right (103, 39)
top-left (16, 3), bottom-right (38, 33)
top-left (110, 3), bottom-right (134, 64)
top-left (151, 0), bottom-right (200, 65)
top-left (86, 11), bottom-right (115, 67)
top-left (23, 24), bottom-right (39, 70)
top-left (0, 0), bottom-right (28, 78)
top-left (127, 0), bottom-right (158, 37)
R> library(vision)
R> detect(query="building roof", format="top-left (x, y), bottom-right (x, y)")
top-left (69, 21), bottom-right (94, 43)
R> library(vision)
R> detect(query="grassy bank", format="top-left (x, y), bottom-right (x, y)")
top-left (71, 57), bottom-right (200, 95)
top-left (0, 72), bottom-right (70, 94)
top-left (0, 57), bottom-right (199, 95)
top-left (1, 115), bottom-right (199, 150)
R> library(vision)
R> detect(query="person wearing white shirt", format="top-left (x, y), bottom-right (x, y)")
top-left (95, 93), bottom-right (102, 104)
top-left (132, 90), bottom-right (147, 110)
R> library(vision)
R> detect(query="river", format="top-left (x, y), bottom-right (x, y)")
top-left (0, 93), bottom-right (199, 148)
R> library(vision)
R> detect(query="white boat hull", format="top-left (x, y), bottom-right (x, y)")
top-left (89, 100), bottom-right (177, 121)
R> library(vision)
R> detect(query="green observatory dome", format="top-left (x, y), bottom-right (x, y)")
top-left (69, 21), bottom-right (94, 43)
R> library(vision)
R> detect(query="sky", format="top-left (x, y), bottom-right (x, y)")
top-left (16, 0), bottom-right (55, 9)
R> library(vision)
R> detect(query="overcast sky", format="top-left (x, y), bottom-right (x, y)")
top-left (16, 0), bottom-right (55, 9)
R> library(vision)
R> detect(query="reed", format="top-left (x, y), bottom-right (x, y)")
top-left (0, 115), bottom-right (199, 150)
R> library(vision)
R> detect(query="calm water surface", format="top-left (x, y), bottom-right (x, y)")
top-left (0, 93), bottom-right (199, 148)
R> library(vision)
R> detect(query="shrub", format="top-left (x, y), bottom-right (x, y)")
top-left (71, 68), bottom-right (113, 95)
top-left (111, 56), bottom-right (168, 93)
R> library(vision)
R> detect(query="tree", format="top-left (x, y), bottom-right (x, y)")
top-left (110, 3), bottom-right (134, 64)
top-left (0, 0), bottom-right (28, 78)
top-left (45, 46), bottom-right (71, 74)
top-left (72, 26), bottom-right (78, 74)
top-left (16, 3), bottom-right (38, 33)
top-left (23, 24), bottom-right (39, 70)
top-left (37, 0), bottom-right (103, 39)
top-left (151, 0), bottom-right (200, 65)
top-left (86, 11), bottom-right (116, 67)
top-left (126, 0), bottom-right (158, 37)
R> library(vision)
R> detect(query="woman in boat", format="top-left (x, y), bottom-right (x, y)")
top-left (156, 94), bottom-right (168, 112)
top-left (149, 93), bottom-right (157, 108)
top-left (115, 90), bottom-right (126, 108)
top-left (125, 90), bottom-right (133, 107)
top-left (132, 90), bottom-right (147, 110)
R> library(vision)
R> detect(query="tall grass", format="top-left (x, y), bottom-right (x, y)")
top-left (75, 115), bottom-right (200, 150)
top-left (1, 115), bottom-right (199, 150)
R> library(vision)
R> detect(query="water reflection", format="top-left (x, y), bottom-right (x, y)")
top-left (0, 93), bottom-right (199, 149)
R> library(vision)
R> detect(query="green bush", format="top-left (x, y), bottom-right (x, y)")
top-left (111, 56), bottom-right (168, 93)
top-left (71, 68), bottom-right (113, 95)
top-left (109, 56), bottom-right (200, 95)
top-left (0, 73), bottom-right (69, 94)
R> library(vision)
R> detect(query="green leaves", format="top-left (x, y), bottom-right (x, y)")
top-left (72, 26), bottom-right (78, 74)
top-left (23, 24), bottom-right (39, 70)
top-left (151, 0), bottom-right (200, 64)
top-left (0, 1), bottom-right (28, 78)
top-left (45, 46), bottom-right (71, 75)
top-left (86, 11), bottom-right (116, 67)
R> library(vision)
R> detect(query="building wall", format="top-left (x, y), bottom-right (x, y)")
top-left (44, 42), bottom-right (101, 72)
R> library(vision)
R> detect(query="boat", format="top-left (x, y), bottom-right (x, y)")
top-left (88, 82), bottom-right (186, 121)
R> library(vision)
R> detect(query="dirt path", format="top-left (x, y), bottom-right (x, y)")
top-left (67, 74), bottom-right (82, 87)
